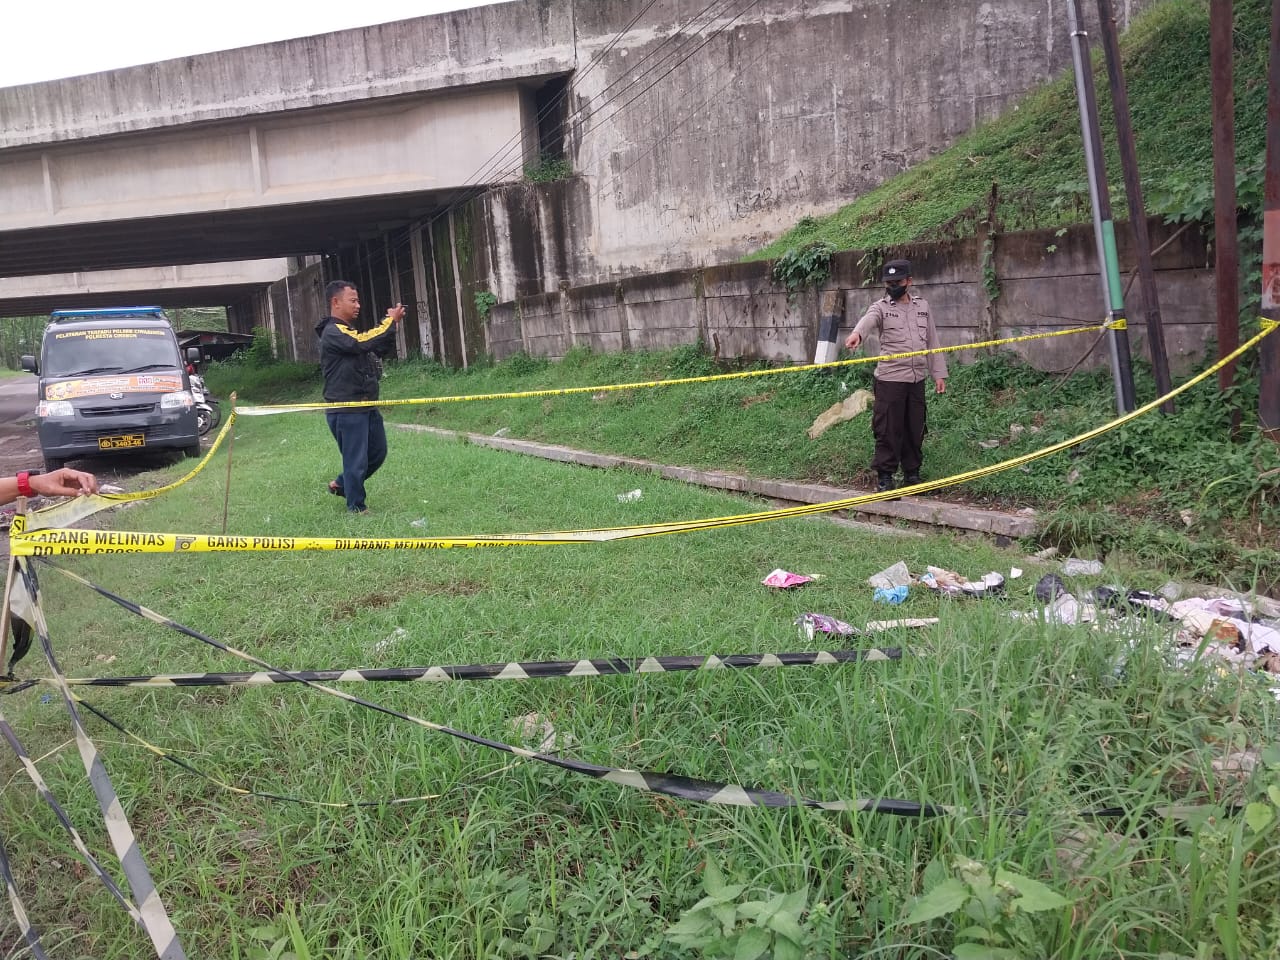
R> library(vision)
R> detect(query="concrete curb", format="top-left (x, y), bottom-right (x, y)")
top-left (396, 424), bottom-right (1038, 539)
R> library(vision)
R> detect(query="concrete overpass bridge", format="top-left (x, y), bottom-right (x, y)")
top-left (0, 260), bottom-right (290, 318)
top-left (0, 0), bottom-right (1148, 365)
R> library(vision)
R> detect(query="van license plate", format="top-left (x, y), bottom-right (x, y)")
top-left (99, 434), bottom-right (145, 450)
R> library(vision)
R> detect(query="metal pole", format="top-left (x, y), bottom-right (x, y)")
top-left (1211, 0), bottom-right (1240, 393)
top-left (221, 397), bottom-right (236, 536)
top-left (1262, 0), bottom-right (1280, 439)
top-left (1067, 0), bottom-right (1136, 413)
top-left (1097, 0), bottom-right (1175, 414)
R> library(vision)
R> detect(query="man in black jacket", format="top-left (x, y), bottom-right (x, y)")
top-left (316, 280), bottom-right (403, 513)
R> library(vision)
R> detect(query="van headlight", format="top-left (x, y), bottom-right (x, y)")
top-left (37, 400), bottom-right (74, 418)
top-left (160, 390), bottom-right (194, 410)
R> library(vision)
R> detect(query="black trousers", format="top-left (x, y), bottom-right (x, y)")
top-left (325, 408), bottom-right (388, 512)
top-left (871, 377), bottom-right (927, 476)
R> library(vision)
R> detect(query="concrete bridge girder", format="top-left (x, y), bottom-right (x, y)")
top-left (0, 85), bottom-right (537, 277)
top-left (0, 259), bottom-right (290, 319)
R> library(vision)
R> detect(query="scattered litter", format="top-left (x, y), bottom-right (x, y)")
top-left (919, 565), bottom-right (1005, 598)
top-left (1044, 593), bottom-right (1098, 625)
top-left (512, 712), bottom-right (574, 753)
top-left (1179, 509), bottom-right (1195, 528)
top-left (493, 427), bottom-right (511, 437)
top-left (410, 518), bottom-right (428, 528)
top-left (1210, 747), bottom-right (1261, 788)
top-left (1062, 558), bottom-right (1103, 576)
top-left (762, 569), bottom-right (813, 589)
top-left (99, 483), bottom-right (125, 494)
top-left (93, 654), bottom-right (117, 664)
top-left (864, 617), bottom-right (938, 632)
top-left (1009, 423), bottom-right (1025, 440)
top-left (1010, 578), bottom-right (1280, 699)
top-left (616, 489), bottom-right (643, 503)
top-left (807, 389), bottom-right (874, 439)
top-left (795, 613), bottom-right (857, 640)
top-left (1066, 468), bottom-right (1082, 485)
top-left (372, 627), bottom-right (407, 656)
top-left (1009, 567), bottom-right (1023, 579)
top-left (874, 586), bottom-right (909, 605)
top-left (1034, 573), bottom-right (1068, 602)
top-left (39, 694), bottom-right (52, 705)
top-left (867, 561), bottom-right (911, 590)
top-left (1032, 547), bottom-right (1060, 561)
top-left (978, 439), bottom-right (1002, 450)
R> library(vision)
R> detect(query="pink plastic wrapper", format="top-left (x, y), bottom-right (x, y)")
top-left (762, 568), bottom-right (814, 589)
top-left (794, 613), bottom-right (857, 640)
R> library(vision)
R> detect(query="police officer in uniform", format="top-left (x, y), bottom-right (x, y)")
top-left (844, 259), bottom-right (947, 493)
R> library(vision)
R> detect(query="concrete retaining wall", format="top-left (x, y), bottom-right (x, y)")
top-left (482, 217), bottom-right (1215, 374)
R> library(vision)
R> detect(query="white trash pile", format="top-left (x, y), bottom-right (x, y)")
top-left (867, 557), bottom-right (1280, 700)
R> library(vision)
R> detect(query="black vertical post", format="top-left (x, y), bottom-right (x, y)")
top-left (1211, 0), bottom-right (1240, 394)
top-left (1262, 0), bottom-right (1280, 439)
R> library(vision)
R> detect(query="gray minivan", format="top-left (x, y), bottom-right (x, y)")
top-left (21, 307), bottom-right (201, 471)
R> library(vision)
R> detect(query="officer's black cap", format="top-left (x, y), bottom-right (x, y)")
top-left (882, 259), bottom-right (912, 280)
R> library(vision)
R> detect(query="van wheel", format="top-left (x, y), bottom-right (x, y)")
top-left (42, 456), bottom-right (65, 472)
top-left (182, 444), bottom-right (202, 460)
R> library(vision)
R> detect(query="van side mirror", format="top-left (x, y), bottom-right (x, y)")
top-left (185, 347), bottom-right (201, 363)
top-left (20, 355), bottom-right (36, 374)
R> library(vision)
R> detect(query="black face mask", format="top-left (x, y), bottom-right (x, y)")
top-left (886, 282), bottom-right (908, 300)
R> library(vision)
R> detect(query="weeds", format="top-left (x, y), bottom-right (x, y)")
top-left (770, 241), bottom-right (836, 297)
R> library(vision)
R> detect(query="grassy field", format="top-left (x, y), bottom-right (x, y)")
top-left (2, 377), bottom-right (1279, 958)
top-left (207, 340), bottom-right (1280, 589)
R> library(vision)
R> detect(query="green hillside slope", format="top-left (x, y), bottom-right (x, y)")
top-left (751, 0), bottom-right (1269, 260)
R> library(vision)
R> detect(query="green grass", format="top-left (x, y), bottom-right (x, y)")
top-left (750, 0), bottom-right (1272, 260)
top-left (207, 341), bottom-right (1280, 587)
top-left (3, 387), bottom-right (1279, 958)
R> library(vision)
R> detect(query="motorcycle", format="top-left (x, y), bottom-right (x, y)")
top-left (189, 372), bottom-right (222, 436)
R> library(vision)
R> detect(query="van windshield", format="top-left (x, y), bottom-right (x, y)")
top-left (43, 327), bottom-right (178, 378)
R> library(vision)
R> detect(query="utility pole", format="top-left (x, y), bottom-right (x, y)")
top-left (1211, 0), bottom-right (1240, 393)
top-left (1097, 0), bottom-right (1174, 413)
top-left (1067, 0), bottom-right (1136, 414)
top-left (1262, 0), bottom-right (1280, 439)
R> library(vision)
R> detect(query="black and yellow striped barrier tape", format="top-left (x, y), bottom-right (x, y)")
top-left (17, 559), bottom-right (186, 959)
top-left (37, 558), bottom-right (949, 816)
top-left (0, 710), bottom-right (145, 924)
top-left (36, 558), bottom-right (1194, 821)
top-left (0, 837), bottom-right (45, 958)
top-left (11, 320), bottom-right (1275, 558)
top-left (2, 646), bottom-right (902, 693)
top-left (235, 324), bottom-right (1108, 415)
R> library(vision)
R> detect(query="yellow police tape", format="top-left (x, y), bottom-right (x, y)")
top-left (236, 324), bottom-right (1107, 415)
top-left (10, 320), bottom-right (1274, 558)
top-left (22, 413), bottom-right (239, 533)
top-left (16, 326), bottom-right (1101, 531)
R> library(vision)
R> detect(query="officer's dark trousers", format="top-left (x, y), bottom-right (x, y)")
top-left (326, 408), bottom-right (387, 512)
top-left (870, 377), bottom-right (927, 477)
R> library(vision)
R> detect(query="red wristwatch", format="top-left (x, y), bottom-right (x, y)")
top-left (16, 472), bottom-right (32, 498)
